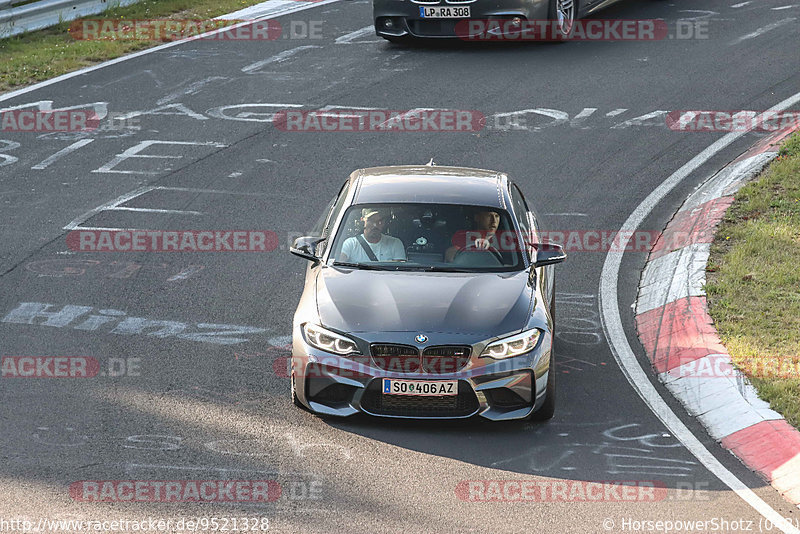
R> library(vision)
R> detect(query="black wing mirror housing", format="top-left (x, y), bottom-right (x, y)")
top-left (534, 243), bottom-right (567, 267)
top-left (290, 236), bottom-right (326, 262)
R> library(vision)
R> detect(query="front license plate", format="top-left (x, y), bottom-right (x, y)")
top-left (383, 379), bottom-right (457, 396)
top-left (419, 6), bottom-right (471, 18)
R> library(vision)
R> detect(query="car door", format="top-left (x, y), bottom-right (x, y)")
top-left (510, 183), bottom-right (555, 319)
top-left (508, 183), bottom-right (535, 263)
top-left (311, 180), bottom-right (351, 260)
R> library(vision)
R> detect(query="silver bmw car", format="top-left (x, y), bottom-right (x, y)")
top-left (373, 0), bottom-right (628, 42)
top-left (289, 165), bottom-right (565, 421)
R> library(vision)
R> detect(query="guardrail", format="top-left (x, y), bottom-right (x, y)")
top-left (0, 0), bottom-right (140, 38)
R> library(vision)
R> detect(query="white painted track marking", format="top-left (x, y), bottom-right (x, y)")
top-left (31, 139), bottom-right (94, 170)
top-left (731, 2), bottom-right (752, 7)
top-left (600, 93), bottom-right (800, 532)
top-left (155, 186), bottom-right (277, 197)
top-left (219, 0), bottom-right (336, 20)
top-left (611, 110), bottom-right (669, 129)
top-left (335, 25), bottom-right (377, 44)
top-left (730, 17), bottom-right (797, 44)
top-left (105, 207), bottom-right (203, 215)
top-left (62, 185), bottom-right (284, 233)
top-left (241, 45), bottom-right (323, 73)
top-left (0, 0), bottom-right (342, 102)
top-left (156, 76), bottom-right (228, 106)
top-left (125, 463), bottom-right (314, 477)
top-left (542, 212), bottom-right (588, 217)
top-left (92, 140), bottom-right (227, 175)
top-left (63, 186), bottom-right (156, 230)
top-left (69, 226), bottom-right (144, 231)
top-left (570, 107), bottom-right (597, 128)
top-left (677, 9), bottom-right (719, 20)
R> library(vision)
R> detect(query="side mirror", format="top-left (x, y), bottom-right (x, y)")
top-left (290, 236), bottom-right (326, 262)
top-left (534, 243), bottom-right (566, 267)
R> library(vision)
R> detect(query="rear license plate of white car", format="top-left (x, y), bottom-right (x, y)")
top-left (383, 378), bottom-right (457, 396)
top-left (419, 6), bottom-right (471, 18)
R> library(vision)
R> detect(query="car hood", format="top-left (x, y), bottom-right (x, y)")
top-left (316, 267), bottom-right (532, 336)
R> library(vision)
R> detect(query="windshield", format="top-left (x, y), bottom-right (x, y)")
top-left (328, 203), bottom-right (527, 272)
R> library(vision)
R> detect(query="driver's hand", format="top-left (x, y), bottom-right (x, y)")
top-left (473, 238), bottom-right (491, 250)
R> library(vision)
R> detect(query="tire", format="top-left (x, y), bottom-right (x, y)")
top-left (291, 372), bottom-right (305, 409)
top-left (530, 351), bottom-right (556, 421)
top-left (548, 0), bottom-right (577, 41)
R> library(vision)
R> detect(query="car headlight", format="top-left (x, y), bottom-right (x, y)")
top-left (480, 329), bottom-right (542, 359)
top-left (303, 323), bottom-right (361, 356)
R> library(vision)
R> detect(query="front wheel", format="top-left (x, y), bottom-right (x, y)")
top-left (530, 351), bottom-right (556, 421)
top-left (548, 0), bottom-right (577, 41)
top-left (291, 372), bottom-right (305, 409)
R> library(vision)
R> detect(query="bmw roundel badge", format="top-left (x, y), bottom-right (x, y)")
top-left (415, 334), bottom-right (428, 344)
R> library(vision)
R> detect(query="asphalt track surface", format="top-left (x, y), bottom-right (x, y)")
top-left (1, 0), bottom-right (800, 532)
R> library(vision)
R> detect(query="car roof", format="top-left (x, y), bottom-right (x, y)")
top-left (350, 165), bottom-right (509, 209)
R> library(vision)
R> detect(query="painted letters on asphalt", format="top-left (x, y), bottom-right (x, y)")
top-left (1, 302), bottom-right (266, 345)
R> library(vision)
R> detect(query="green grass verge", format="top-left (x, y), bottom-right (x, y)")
top-left (706, 130), bottom-right (800, 429)
top-left (0, 0), bottom-right (269, 92)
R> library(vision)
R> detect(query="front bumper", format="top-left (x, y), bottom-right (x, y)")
top-left (373, 0), bottom-right (549, 39)
top-left (292, 328), bottom-right (552, 421)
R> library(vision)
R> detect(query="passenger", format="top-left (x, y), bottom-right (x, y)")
top-left (340, 208), bottom-right (406, 262)
top-left (444, 209), bottom-right (500, 263)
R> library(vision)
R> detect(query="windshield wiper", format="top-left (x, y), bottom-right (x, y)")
top-left (418, 266), bottom-right (473, 272)
top-left (331, 261), bottom-right (389, 270)
top-left (385, 264), bottom-right (474, 272)
top-left (332, 262), bottom-right (475, 273)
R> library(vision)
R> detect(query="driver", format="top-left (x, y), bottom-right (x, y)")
top-left (340, 208), bottom-right (407, 262)
top-left (445, 209), bottom-right (500, 263)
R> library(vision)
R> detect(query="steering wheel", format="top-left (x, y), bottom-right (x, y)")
top-left (454, 242), bottom-right (504, 264)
